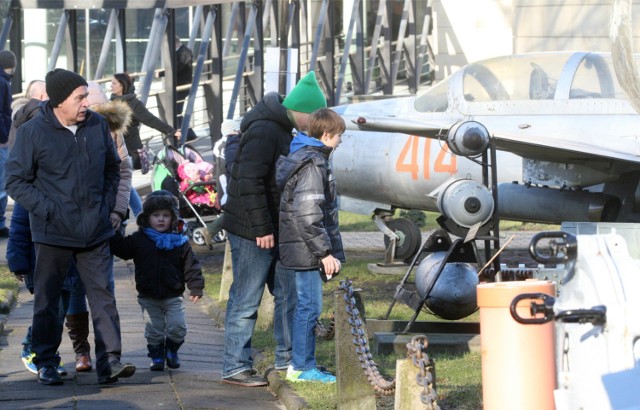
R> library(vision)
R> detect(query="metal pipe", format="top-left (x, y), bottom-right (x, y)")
top-left (48, 11), bottom-right (68, 72)
top-left (140, 8), bottom-right (168, 105)
top-left (94, 9), bottom-right (118, 79)
top-left (227, 3), bottom-right (257, 119)
top-left (0, 15), bottom-right (13, 50)
top-left (180, 8), bottom-right (216, 145)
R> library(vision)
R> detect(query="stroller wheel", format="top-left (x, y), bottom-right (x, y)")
top-left (192, 227), bottom-right (210, 247)
top-left (213, 229), bottom-right (227, 243)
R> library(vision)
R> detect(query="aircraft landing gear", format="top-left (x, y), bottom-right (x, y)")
top-left (375, 214), bottom-right (422, 265)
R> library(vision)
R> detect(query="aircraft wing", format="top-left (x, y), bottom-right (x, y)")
top-left (491, 131), bottom-right (640, 166)
top-left (347, 115), bottom-right (640, 167)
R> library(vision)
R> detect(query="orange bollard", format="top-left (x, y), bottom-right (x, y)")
top-left (477, 280), bottom-right (556, 410)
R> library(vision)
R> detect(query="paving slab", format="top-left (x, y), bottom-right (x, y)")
top-left (0, 236), bottom-right (285, 410)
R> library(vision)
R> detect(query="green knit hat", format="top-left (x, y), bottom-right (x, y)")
top-left (282, 71), bottom-right (327, 113)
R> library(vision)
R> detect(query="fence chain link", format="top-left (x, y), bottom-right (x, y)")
top-left (339, 279), bottom-right (396, 396)
top-left (406, 335), bottom-right (440, 409)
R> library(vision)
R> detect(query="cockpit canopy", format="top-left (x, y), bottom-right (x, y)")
top-left (415, 52), bottom-right (629, 113)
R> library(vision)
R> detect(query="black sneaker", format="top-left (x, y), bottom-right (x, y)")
top-left (98, 360), bottom-right (136, 384)
top-left (222, 369), bottom-right (268, 387)
top-left (38, 366), bottom-right (63, 385)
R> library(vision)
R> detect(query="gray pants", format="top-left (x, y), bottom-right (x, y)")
top-left (137, 296), bottom-right (187, 345)
top-left (32, 241), bottom-right (122, 379)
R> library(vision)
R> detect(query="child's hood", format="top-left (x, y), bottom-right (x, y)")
top-left (289, 131), bottom-right (325, 153)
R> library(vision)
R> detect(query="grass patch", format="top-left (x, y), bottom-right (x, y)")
top-left (203, 251), bottom-right (483, 409)
top-left (0, 265), bottom-right (20, 309)
top-left (339, 210), bottom-right (557, 233)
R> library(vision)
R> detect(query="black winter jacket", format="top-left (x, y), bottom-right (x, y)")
top-left (110, 230), bottom-right (204, 299)
top-left (6, 103), bottom-right (120, 248)
top-left (276, 144), bottom-right (345, 270)
top-left (221, 92), bottom-right (294, 240)
top-left (111, 88), bottom-right (174, 155)
top-left (0, 70), bottom-right (12, 144)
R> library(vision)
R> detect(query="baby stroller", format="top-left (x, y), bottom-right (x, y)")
top-left (150, 144), bottom-right (225, 248)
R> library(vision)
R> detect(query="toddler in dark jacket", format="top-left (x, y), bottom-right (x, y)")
top-left (110, 190), bottom-right (204, 371)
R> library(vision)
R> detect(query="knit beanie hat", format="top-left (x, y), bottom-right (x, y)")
top-left (137, 190), bottom-right (180, 229)
top-left (0, 50), bottom-right (16, 69)
top-left (46, 68), bottom-right (88, 107)
top-left (220, 119), bottom-right (240, 136)
top-left (282, 71), bottom-right (327, 113)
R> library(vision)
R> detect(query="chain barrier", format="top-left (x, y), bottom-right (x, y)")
top-left (406, 335), bottom-right (440, 409)
top-left (339, 279), bottom-right (396, 396)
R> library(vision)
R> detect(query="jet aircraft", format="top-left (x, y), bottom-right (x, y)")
top-left (332, 50), bottom-right (640, 262)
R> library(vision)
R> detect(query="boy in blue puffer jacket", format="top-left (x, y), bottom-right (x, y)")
top-left (275, 108), bottom-right (346, 384)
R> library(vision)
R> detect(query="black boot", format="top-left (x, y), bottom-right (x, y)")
top-left (65, 312), bottom-right (92, 372)
top-left (147, 344), bottom-right (165, 371)
top-left (165, 339), bottom-right (183, 369)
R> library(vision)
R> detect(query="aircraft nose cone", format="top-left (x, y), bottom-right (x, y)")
top-left (447, 120), bottom-right (490, 157)
top-left (463, 128), bottom-right (486, 151)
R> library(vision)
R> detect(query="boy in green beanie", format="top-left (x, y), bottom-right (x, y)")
top-left (221, 71), bottom-right (327, 386)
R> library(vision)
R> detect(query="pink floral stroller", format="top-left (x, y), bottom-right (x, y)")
top-left (150, 144), bottom-right (224, 247)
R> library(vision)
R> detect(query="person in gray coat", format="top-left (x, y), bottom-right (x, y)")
top-left (5, 68), bottom-right (135, 386)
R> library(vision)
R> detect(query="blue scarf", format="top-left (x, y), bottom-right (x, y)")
top-left (143, 227), bottom-right (189, 250)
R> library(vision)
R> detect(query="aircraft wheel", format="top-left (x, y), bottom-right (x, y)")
top-left (383, 218), bottom-right (422, 263)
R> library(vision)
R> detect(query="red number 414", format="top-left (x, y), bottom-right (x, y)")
top-left (395, 135), bottom-right (457, 180)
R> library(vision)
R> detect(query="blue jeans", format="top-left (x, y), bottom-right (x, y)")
top-left (291, 269), bottom-right (323, 371)
top-left (222, 233), bottom-right (296, 377)
top-left (130, 188), bottom-right (143, 217)
top-left (0, 145), bottom-right (8, 229)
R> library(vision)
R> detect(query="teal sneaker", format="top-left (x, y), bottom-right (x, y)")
top-left (20, 349), bottom-right (37, 375)
top-left (286, 366), bottom-right (336, 384)
top-left (21, 349), bottom-right (67, 376)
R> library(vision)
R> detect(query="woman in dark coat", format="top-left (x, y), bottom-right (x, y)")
top-left (110, 72), bottom-right (180, 216)
top-left (109, 72), bottom-right (179, 170)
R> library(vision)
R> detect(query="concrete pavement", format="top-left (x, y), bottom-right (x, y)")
top-left (0, 232), bottom-right (286, 410)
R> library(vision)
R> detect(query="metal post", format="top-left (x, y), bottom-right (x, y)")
top-left (364, 0), bottom-right (387, 94)
top-left (222, 2), bottom-right (240, 61)
top-left (180, 8), bottom-right (216, 145)
top-left (227, 3), bottom-right (258, 119)
top-left (48, 11), bottom-right (69, 71)
top-left (309, 0), bottom-right (328, 72)
top-left (140, 8), bottom-right (168, 105)
top-left (84, 9), bottom-right (91, 79)
top-left (188, 5), bottom-right (202, 51)
top-left (94, 9), bottom-right (118, 80)
top-left (336, 0), bottom-right (362, 103)
top-left (0, 15), bottom-right (12, 50)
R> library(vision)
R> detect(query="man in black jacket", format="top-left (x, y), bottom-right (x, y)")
top-left (174, 35), bottom-right (193, 127)
top-left (6, 69), bottom-right (135, 386)
top-left (221, 72), bottom-right (327, 386)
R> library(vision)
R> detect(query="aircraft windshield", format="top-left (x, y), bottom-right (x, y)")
top-left (570, 53), bottom-right (623, 99)
top-left (414, 79), bottom-right (448, 112)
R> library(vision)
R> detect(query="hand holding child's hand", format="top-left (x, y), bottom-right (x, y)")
top-left (189, 295), bottom-right (201, 304)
